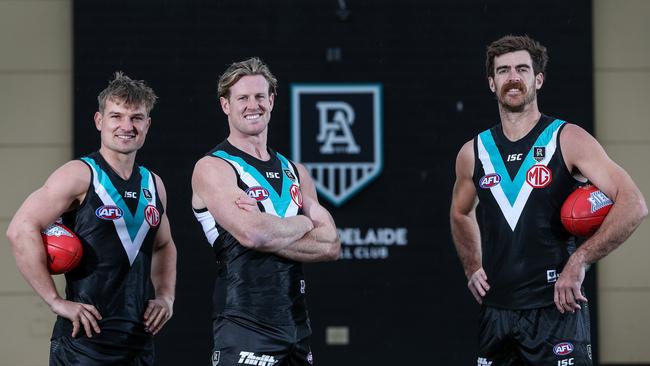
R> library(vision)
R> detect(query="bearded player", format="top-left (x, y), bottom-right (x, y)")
top-left (450, 35), bottom-right (647, 365)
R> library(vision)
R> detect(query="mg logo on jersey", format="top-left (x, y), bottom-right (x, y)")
top-left (246, 186), bottom-right (270, 201)
top-left (291, 84), bottom-right (382, 206)
top-left (553, 342), bottom-right (574, 356)
top-left (479, 173), bottom-right (501, 188)
top-left (144, 205), bottom-right (160, 227)
top-left (290, 184), bottom-right (303, 208)
top-left (526, 165), bottom-right (552, 188)
top-left (95, 205), bottom-right (123, 220)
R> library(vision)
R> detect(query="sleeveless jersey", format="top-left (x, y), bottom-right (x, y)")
top-left (53, 152), bottom-right (164, 350)
top-left (473, 115), bottom-right (578, 309)
top-left (193, 140), bottom-right (309, 326)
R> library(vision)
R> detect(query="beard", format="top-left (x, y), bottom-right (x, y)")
top-left (497, 80), bottom-right (536, 113)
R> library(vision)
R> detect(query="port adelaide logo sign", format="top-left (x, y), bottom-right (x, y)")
top-left (291, 84), bottom-right (382, 206)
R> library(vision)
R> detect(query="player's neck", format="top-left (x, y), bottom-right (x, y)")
top-left (98, 147), bottom-right (136, 180)
top-left (227, 133), bottom-right (271, 161)
top-left (498, 103), bottom-right (542, 142)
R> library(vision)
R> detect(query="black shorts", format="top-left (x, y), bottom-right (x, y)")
top-left (49, 335), bottom-right (154, 366)
top-left (477, 303), bottom-right (592, 366)
top-left (211, 314), bottom-right (313, 366)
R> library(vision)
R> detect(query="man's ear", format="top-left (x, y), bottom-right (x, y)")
top-left (220, 96), bottom-right (230, 115)
top-left (94, 112), bottom-right (103, 131)
top-left (535, 73), bottom-right (544, 90)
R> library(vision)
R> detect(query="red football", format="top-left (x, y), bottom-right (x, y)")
top-left (561, 185), bottom-right (613, 237)
top-left (41, 223), bottom-right (83, 274)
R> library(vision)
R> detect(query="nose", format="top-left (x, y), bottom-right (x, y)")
top-left (246, 98), bottom-right (259, 110)
top-left (118, 117), bottom-right (135, 131)
top-left (508, 69), bottom-right (521, 82)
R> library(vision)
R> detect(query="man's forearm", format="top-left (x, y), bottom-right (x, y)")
top-left (151, 242), bottom-right (176, 301)
top-left (451, 212), bottom-right (482, 278)
top-left (572, 190), bottom-right (647, 266)
top-left (249, 214), bottom-right (314, 252)
top-left (275, 224), bottom-right (340, 262)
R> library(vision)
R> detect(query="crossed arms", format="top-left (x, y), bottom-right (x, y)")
top-left (191, 156), bottom-right (340, 262)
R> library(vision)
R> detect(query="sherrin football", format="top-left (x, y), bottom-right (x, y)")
top-left (561, 185), bottom-right (613, 237)
top-left (41, 223), bottom-right (83, 274)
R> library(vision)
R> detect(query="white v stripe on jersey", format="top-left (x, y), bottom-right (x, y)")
top-left (477, 126), bottom-right (562, 231)
top-left (225, 159), bottom-right (280, 217)
top-left (87, 164), bottom-right (157, 265)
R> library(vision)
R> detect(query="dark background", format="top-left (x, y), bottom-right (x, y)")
top-left (74, 1), bottom-right (595, 364)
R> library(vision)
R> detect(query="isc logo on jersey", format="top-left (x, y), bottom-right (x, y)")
top-left (95, 205), bottom-right (123, 220)
top-left (479, 173), bottom-right (501, 189)
top-left (526, 165), bottom-right (552, 188)
top-left (246, 186), bottom-right (270, 201)
top-left (553, 342), bottom-right (574, 356)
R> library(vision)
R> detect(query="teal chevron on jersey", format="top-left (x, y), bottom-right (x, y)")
top-left (477, 119), bottom-right (565, 230)
top-left (213, 150), bottom-right (296, 217)
top-left (478, 119), bottom-right (565, 205)
top-left (81, 157), bottom-right (154, 241)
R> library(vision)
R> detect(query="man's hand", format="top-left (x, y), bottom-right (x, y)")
top-left (468, 268), bottom-right (490, 304)
top-left (144, 297), bottom-right (173, 335)
top-left (235, 194), bottom-right (258, 212)
top-left (554, 259), bottom-right (588, 313)
top-left (50, 297), bottom-right (102, 338)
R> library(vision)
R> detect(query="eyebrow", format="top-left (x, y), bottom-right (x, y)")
top-left (496, 64), bottom-right (531, 71)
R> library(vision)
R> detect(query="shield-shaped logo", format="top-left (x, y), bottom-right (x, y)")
top-left (291, 84), bottom-right (383, 206)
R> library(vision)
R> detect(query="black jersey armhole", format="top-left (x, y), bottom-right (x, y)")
top-left (149, 170), bottom-right (166, 217)
top-left (288, 160), bottom-right (301, 183)
top-left (76, 158), bottom-right (94, 212)
top-left (212, 155), bottom-right (241, 181)
top-left (556, 122), bottom-right (573, 176)
top-left (472, 136), bottom-right (480, 181)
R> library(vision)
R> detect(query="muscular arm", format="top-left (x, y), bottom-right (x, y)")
top-left (450, 140), bottom-right (489, 303)
top-left (191, 157), bottom-right (313, 252)
top-left (6, 161), bottom-right (102, 337)
top-left (273, 164), bottom-right (340, 262)
top-left (145, 175), bottom-right (177, 335)
top-left (555, 124), bottom-right (648, 312)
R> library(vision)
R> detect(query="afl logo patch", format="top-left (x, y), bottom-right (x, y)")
top-left (553, 342), bottom-right (574, 356)
top-left (95, 205), bottom-right (123, 220)
top-left (526, 165), bottom-right (552, 188)
top-left (290, 184), bottom-right (303, 208)
top-left (479, 173), bottom-right (501, 189)
top-left (144, 205), bottom-right (160, 227)
top-left (246, 186), bottom-right (270, 201)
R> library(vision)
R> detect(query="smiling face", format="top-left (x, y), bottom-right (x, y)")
top-left (488, 50), bottom-right (544, 113)
top-left (94, 97), bottom-right (150, 155)
top-left (220, 75), bottom-right (275, 138)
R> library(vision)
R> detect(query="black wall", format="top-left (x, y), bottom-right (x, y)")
top-left (74, 1), bottom-right (595, 365)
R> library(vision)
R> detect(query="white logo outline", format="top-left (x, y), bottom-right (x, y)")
top-left (291, 84), bottom-right (382, 206)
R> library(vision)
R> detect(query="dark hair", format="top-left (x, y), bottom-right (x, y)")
top-left (486, 35), bottom-right (548, 78)
top-left (218, 57), bottom-right (277, 99)
top-left (97, 71), bottom-right (158, 114)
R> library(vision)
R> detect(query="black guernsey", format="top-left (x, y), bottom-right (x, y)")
top-left (53, 152), bottom-right (163, 350)
top-left (194, 140), bottom-right (309, 326)
top-left (473, 115), bottom-right (579, 309)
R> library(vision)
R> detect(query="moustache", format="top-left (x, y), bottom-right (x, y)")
top-left (501, 81), bottom-right (527, 97)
